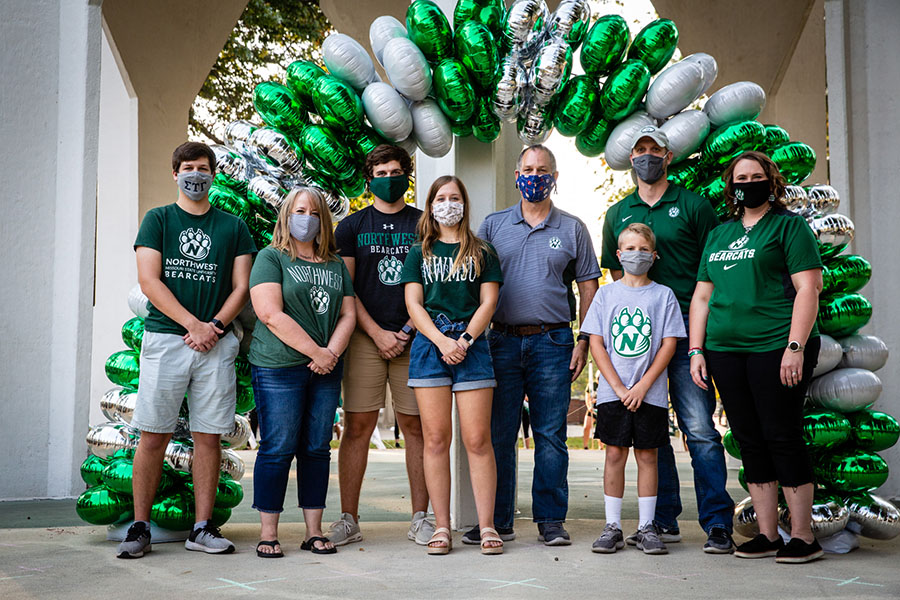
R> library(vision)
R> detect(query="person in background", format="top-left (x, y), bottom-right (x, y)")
top-left (583, 379), bottom-right (598, 450)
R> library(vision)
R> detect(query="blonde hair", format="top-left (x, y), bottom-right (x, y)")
top-left (417, 175), bottom-right (490, 276)
top-left (618, 222), bottom-right (656, 250)
top-left (270, 186), bottom-right (338, 262)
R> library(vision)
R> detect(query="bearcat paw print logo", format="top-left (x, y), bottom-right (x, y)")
top-left (179, 228), bottom-right (211, 261)
top-left (378, 255), bottom-right (404, 286)
top-left (611, 307), bottom-right (652, 358)
top-left (729, 235), bottom-right (749, 250)
top-left (310, 285), bottom-right (330, 315)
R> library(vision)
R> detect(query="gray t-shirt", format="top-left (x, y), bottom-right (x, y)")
top-left (580, 280), bottom-right (685, 408)
top-left (478, 202), bottom-right (601, 325)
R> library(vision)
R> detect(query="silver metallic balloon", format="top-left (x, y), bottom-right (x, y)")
top-left (681, 52), bottom-right (718, 96)
top-left (362, 82), bottom-right (414, 143)
top-left (779, 497), bottom-right (850, 540)
top-left (805, 184), bottom-right (840, 216)
top-left (382, 37), bottom-right (433, 102)
top-left (782, 185), bottom-right (809, 212)
top-left (807, 367), bottom-right (882, 413)
top-left (839, 335), bottom-right (889, 371)
top-left (223, 120), bottom-right (258, 153)
top-left (221, 414), bottom-right (252, 449)
top-left (247, 128), bottom-right (304, 175)
top-left (646, 60), bottom-right (707, 119)
top-left (702, 81), bottom-right (766, 128)
top-left (504, 0), bottom-right (549, 49)
top-left (221, 448), bottom-right (245, 481)
top-left (530, 39), bottom-right (573, 106)
top-left (86, 423), bottom-right (139, 459)
top-left (172, 417), bottom-right (193, 443)
top-left (844, 493), bottom-right (900, 540)
top-left (101, 387), bottom-right (125, 422)
top-left (411, 98), bottom-right (453, 158)
top-left (547, 0), bottom-right (590, 50)
top-left (603, 111), bottom-right (657, 171)
top-left (810, 214), bottom-right (855, 258)
top-left (813, 334), bottom-right (843, 377)
top-left (733, 496), bottom-right (760, 539)
top-left (369, 15), bottom-right (407, 66)
top-left (322, 33), bottom-right (377, 91)
top-left (321, 189), bottom-right (351, 222)
top-left (127, 283), bottom-right (150, 319)
top-left (397, 134), bottom-right (419, 156)
top-left (659, 110), bottom-right (710, 163)
top-left (516, 102), bottom-right (552, 145)
top-left (164, 441), bottom-right (194, 473)
top-left (492, 55), bottom-right (528, 122)
top-left (248, 175), bottom-right (288, 214)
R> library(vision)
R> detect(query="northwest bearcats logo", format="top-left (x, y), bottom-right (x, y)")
top-left (310, 286), bottom-right (330, 315)
top-left (728, 235), bottom-right (749, 250)
top-left (549, 236), bottom-right (562, 250)
top-left (378, 255), bottom-right (403, 285)
top-left (668, 206), bottom-right (680, 218)
top-left (611, 307), bottom-right (652, 358)
top-left (179, 228), bottom-right (211, 260)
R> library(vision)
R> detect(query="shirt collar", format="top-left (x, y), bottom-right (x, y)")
top-left (627, 183), bottom-right (679, 208)
top-left (513, 201), bottom-right (561, 229)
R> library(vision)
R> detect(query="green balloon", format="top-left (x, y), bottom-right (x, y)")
top-left (554, 75), bottom-right (599, 137)
top-left (628, 18), bottom-right (679, 74)
top-left (214, 169), bottom-right (248, 196)
top-left (454, 20), bottom-right (499, 91)
top-left (579, 14), bottom-right (630, 79)
top-left (151, 490), bottom-right (196, 530)
top-left (667, 158), bottom-right (707, 190)
top-left (817, 293), bottom-right (873, 337)
top-left (312, 76), bottom-right (364, 133)
top-left (771, 141), bottom-right (816, 185)
top-left (214, 474), bottom-right (245, 509)
top-left (235, 380), bottom-right (255, 415)
top-left (822, 254), bottom-right (872, 296)
top-left (702, 120), bottom-right (767, 167)
top-left (814, 450), bottom-right (889, 492)
top-left (210, 506), bottom-right (232, 528)
top-left (121, 317), bottom-right (145, 352)
top-left (761, 124), bottom-right (791, 154)
top-left (253, 81), bottom-right (307, 138)
top-left (433, 58), bottom-right (477, 124)
top-left (285, 60), bottom-right (327, 112)
top-left (451, 119), bottom-right (473, 137)
top-left (302, 125), bottom-right (357, 181)
top-left (106, 350), bottom-right (140, 388)
top-left (80, 454), bottom-right (108, 487)
top-left (76, 485), bottom-right (134, 525)
top-left (848, 410), bottom-right (900, 452)
top-left (101, 457), bottom-right (135, 495)
top-left (209, 185), bottom-right (252, 222)
top-left (407, 0), bottom-right (453, 64)
top-left (723, 429), bottom-right (742, 459)
top-left (599, 59), bottom-right (650, 121)
top-left (695, 175), bottom-right (727, 204)
top-left (234, 355), bottom-right (251, 388)
top-left (802, 409), bottom-right (852, 450)
top-left (341, 171), bottom-right (367, 198)
top-left (575, 111), bottom-right (615, 157)
top-left (349, 126), bottom-right (387, 162)
top-left (251, 228), bottom-right (273, 251)
top-left (471, 96), bottom-right (501, 143)
top-left (454, 0), bottom-right (506, 40)
top-left (738, 466), bottom-right (748, 492)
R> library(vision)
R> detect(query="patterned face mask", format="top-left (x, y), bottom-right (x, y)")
top-left (516, 173), bottom-right (556, 203)
top-left (432, 200), bottom-right (464, 226)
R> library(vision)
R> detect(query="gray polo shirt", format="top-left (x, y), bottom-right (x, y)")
top-left (478, 202), bottom-right (601, 325)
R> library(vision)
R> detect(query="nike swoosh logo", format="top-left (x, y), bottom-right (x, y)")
top-left (621, 215), bottom-right (633, 222)
top-left (723, 264), bottom-right (738, 270)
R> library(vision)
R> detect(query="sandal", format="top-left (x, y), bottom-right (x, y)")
top-left (256, 540), bottom-right (284, 558)
top-left (427, 527), bottom-right (452, 555)
top-left (480, 527), bottom-right (504, 555)
top-left (301, 535), bottom-right (337, 555)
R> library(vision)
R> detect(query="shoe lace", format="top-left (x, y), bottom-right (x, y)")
top-left (330, 519), bottom-right (353, 535)
top-left (125, 523), bottom-right (147, 542)
top-left (198, 524), bottom-right (224, 539)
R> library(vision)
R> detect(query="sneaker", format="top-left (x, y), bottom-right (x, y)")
top-left (635, 524), bottom-right (668, 555)
top-left (626, 524), bottom-right (681, 545)
top-left (537, 522), bottom-right (571, 546)
top-left (462, 525), bottom-right (516, 545)
top-left (775, 537), bottom-right (824, 564)
top-left (735, 534), bottom-right (784, 558)
top-left (408, 511), bottom-right (436, 546)
top-left (703, 527), bottom-right (735, 554)
top-left (117, 521), bottom-right (151, 559)
top-left (591, 524), bottom-right (625, 554)
top-left (185, 524), bottom-right (235, 554)
top-left (326, 512), bottom-right (363, 546)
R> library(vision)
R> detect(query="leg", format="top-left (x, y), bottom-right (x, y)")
top-left (132, 431), bottom-right (173, 521)
top-left (583, 412), bottom-right (593, 449)
top-left (415, 386), bottom-right (454, 546)
top-left (296, 363), bottom-right (343, 513)
top-left (634, 448), bottom-right (659, 498)
top-left (258, 511), bottom-right (282, 555)
top-left (456, 388), bottom-right (499, 545)
top-left (603, 445), bottom-right (629, 498)
top-left (302, 508), bottom-right (334, 551)
top-left (190, 432), bottom-right (222, 522)
top-left (747, 482), bottom-right (780, 540)
top-left (396, 412), bottom-right (428, 514)
top-left (337, 410), bottom-right (379, 519)
top-left (783, 484), bottom-right (816, 542)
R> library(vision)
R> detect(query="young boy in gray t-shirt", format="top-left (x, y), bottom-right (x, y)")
top-left (581, 223), bottom-right (685, 555)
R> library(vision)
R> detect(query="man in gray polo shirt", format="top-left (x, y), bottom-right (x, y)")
top-left (472, 144), bottom-right (600, 545)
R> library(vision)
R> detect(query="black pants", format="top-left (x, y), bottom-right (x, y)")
top-left (706, 337), bottom-right (820, 487)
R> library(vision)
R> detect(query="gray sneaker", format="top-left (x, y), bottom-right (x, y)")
top-left (117, 521), bottom-right (151, 559)
top-left (326, 512), bottom-right (362, 546)
top-left (185, 524), bottom-right (235, 554)
top-left (591, 524), bottom-right (625, 554)
top-left (626, 525), bottom-right (681, 545)
top-left (635, 524), bottom-right (668, 555)
top-left (408, 511), bottom-right (436, 546)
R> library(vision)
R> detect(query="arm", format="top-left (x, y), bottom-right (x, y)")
top-left (456, 281), bottom-right (500, 351)
top-left (344, 256), bottom-right (406, 359)
top-left (590, 335), bottom-right (626, 399)
top-left (621, 337), bottom-right (677, 412)
top-left (571, 278), bottom-right (599, 380)
top-left (780, 269), bottom-right (823, 387)
top-left (610, 269), bottom-right (623, 281)
top-left (326, 295), bottom-right (357, 361)
top-left (185, 253), bottom-right (252, 351)
top-left (404, 282), bottom-right (466, 364)
top-left (689, 281), bottom-right (714, 390)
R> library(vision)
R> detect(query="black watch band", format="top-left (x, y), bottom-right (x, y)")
top-left (577, 332), bottom-right (590, 343)
top-left (211, 318), bottom-right (226, 339)
top-left (401, 324), bottom-right (414, 336)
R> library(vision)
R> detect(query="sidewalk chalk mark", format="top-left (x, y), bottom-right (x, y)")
top-left (480, 578), bottom-right (548, 590)
top-left (206, 577), bottom-right (287, 591)
top-left (807, 576), bottom-right (883, 588)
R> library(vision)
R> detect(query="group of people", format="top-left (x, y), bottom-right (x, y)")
top-left (116, 123), bottom-right (825, 565)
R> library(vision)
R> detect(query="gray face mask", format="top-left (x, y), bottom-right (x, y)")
top-left (289, 214), bottom-right (320, 243)
top-left (177, 171), bottom-right (214, 201)
top-left (619, 250), bottom-right (655, 276)
top-left (631, 153), bottom-right (667, 184)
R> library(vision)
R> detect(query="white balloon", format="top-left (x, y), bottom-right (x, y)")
top-left (703, 81), bottom-right (766, 127)
top-left (322, 33), bottom-right (377, 91)
top-left (370, 15), bottom-right (407, 66)
top-left (681, 52), bottom-right (718, 95)
top-left (383, 37), bottom-right (433, 101)
top-left (839, 335), bottom-right (890, 372)
top-left (646, 60), bottom-right (707, 119)
top-left (807, 367), bottom-right (882, 413)
top-left (659, 110), bottom-right (710, 163)
top-left (397, 134), bottom-right (419, 156)
top-left (813, 334), bottom-right (844, 377)
top-left (362, 82), bottom-right (414, 143)
top-left (411, 99), bottom-right (453, 158)
top-left (127, 283), bottom-right (150, 319)
top-left (604, 111), bottom-right (656, 170)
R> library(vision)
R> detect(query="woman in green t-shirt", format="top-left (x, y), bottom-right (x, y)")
top-left (400, 175), bottom-right (504, 555)
top-left (248, 186), bottom-right (356, 558)
top-left (688, 151), bottom-right (824, 563)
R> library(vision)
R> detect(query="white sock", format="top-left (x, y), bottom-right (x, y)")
top-left (638, 496), bottom-right (657, 528)
top-left (604, 495), bottom-right (623, 528)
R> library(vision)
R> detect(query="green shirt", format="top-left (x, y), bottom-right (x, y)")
top-left (248, 246), bottom-right (355, 368)
top-left (601, 184), bottom-right (719, 311)
top-left (134, 203), bottom-right (256, 335)
top-left (400, 240), bottom-right (503, 322)
top-left (698, 208), bottom-right (823, 352)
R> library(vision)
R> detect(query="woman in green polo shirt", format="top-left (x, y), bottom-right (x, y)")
top-left (688, 151), bottom-right (824, 564)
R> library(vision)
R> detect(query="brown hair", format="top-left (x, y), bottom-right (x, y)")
top-left (172, 141), bottom-right (216, 173)
top-left (364, 144), bottom-right (413, 181)
top-left (417, 175), bottom-right (490, 276)
top-left (271, 186), bottom-right (338, 262)
top-left (721, 151), bottom-right (787, 218)
top-left (617, 222), bottom-right (656, 250)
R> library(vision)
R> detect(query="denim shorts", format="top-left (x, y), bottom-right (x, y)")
top-left (408, 314), bottom-right (495, 391)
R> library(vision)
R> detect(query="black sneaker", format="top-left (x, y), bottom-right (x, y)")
top-left (185, 524), bottom-right (235, 554)
top-left (735, 534), bottom-right (784, 558)
top-left (626, 524), bottom-right (681, 545)
top-left (461, 525), bottom-right (516, 545)
top-left (703, 527), bottom-right (735, 554)
top-left (117, 521), bottom-right (152, 559)
top-left (775, 537), bottom-right (824, 564)
top-left (537, 522), bottom-right (571, 546)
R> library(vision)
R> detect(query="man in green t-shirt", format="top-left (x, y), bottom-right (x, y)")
top-left (118, 142), bottom-right (256, 559)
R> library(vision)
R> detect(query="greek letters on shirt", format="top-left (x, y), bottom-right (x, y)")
top-left (420, 255), bottom-right (478, 284)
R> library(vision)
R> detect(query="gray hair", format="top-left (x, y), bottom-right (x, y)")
top-left (517, 144), bottom-right (557, 173)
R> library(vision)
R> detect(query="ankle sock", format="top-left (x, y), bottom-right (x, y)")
top-left (638, 496), bottom-right (657, 529)
top-left (604, 495), bottom-right (623, 528)
top-left (193, 520), bottom-right (209, 531)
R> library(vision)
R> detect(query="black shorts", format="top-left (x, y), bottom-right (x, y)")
top-left (594, 401), bottom-right (668, 449)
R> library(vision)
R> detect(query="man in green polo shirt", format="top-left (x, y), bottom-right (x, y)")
top-left (600, 126), bottom-right (735, 553)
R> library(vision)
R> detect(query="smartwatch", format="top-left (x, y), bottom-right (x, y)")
top-left (577, 332), bottom-right (590, 343)
top-left (788, 340), bottom-right (804, 353)
top-left (211, 318), bottom-right (226, 339)
top-left (401, 324), bottom-right (414, 336)
top-left (460, 332), bottom-right (475, 347)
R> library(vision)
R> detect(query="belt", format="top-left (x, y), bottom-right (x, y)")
top-left (490, 321), bottom-right (569, 336)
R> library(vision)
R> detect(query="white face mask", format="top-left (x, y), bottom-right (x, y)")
top-left (432, 200), bottom-right (464, 227)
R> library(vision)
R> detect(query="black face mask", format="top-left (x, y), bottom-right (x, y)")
top-left (733, 180), bottom-right (771, 208)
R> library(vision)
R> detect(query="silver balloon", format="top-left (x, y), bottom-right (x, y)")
top-left (783, 185), bottom-right (809, 212)
top-left (322, 190), bottom-right (351, 222)
top-left (172, 417), bottom-right (192, 443)
top-left (845, 493), bottom-right (900, 540)
top-left (322, 33), bottom-right (377, 91)
top-left (164, 440), bottom-right (194, 473)
top-left (659, 110), bottom-right (710, 163)
top-left (733, 496), bottom-right (760, 539)
top-left (505, 0), bottom-right (550, 49)
top-left (221, 414), bottom-right (251, 448)
top-left (805, 184), bottom-right (841, 216)
top-left (547, 0), bottom-right (590, 48)
top-left (100, 387), bottom-right (124, 422)
top-left (530, 39), bottom-right (572, 106)
top-left (221, 448), bottom-right (245, 481)
top-left (807, 367), bottom-right (882, 413)
top-left (839, 335), bottom-right (889, 371)
top-left (646, 60), bottom-right (707, 119)
top-left (223, 120), bottom-right (258, 153)
top-left (813, 334), bottom-right (843, 377)
top-left (604, 111), bottom-right (657, 171)
top-left (369, 15), bottom-right (407, 66)
top-left (382, 37), bottom-right (433, 102)
top-left (779, 499), bottom-right (851, 540)
top-left (114, 389), bottom-right (138, 424)
top-left (702, 81), bottom-right (766, 128)
top-left (247, 128), bottom-right (304, 175)
top-left (362, 82), bottom-right (414, 143)
top-left (681, 52), bottom-right (718, 96)
top-left (215, 148), bottom-right (252, 184)
top-left (517, 102), bottom-right (552, 145)
top-left (492, 55), bottom-right (527, 122)
top-left (86, 423), bottom-right (139, 459)
top-left (810, 214), bottom-right (855, 256)
top-left (127, 283), bottom-right (150, 319)
top-left (248, 175), bottom-right (288, 213)
top-left (396, 134), bottom-right (419, 156)
top-left (411, 98), bottom-right (453, 158)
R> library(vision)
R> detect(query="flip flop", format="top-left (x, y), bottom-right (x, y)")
top-left (301, 535), bottom-right (337, 555)
top-left (256, 540), bottom-right (284, 558)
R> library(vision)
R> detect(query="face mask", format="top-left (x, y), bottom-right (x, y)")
top-left (369, 175), bottom-right (409, 203)
top-left (516, 173), bottom-right (556, 203)
top-left (177, 171), bottom-right (214, 201)
top-left (631, 153), bottom-right (667, 184)
top-left (289, 214), bottom-right (320, 243)
top-left (733, 180), bottom-right (771, 208)
top-left (432, 200), bottom-right (464, 227)
top-left (619, 250), bottom-right (655, 276)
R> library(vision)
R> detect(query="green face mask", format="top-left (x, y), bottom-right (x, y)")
top-left (369, 174), bottom-right (409, 203)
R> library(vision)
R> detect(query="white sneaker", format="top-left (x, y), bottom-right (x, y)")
top-left (408, 511), bottom-right (435, 546)
top-left (326, 512), bottom-right (362, 546)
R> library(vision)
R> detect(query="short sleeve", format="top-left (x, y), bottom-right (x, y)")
top-left (697, 235), bottom-right (714, 282)
top-left (235, 219), bottom-right (257, 257)
top-left (574, 219), bottom-right (602, 281)
top-left (400, 244), bottom-right (423, 284)
top-left (600, 203), bottom-right (621, 271)
top-left (476, 215), bottom-right (492, 243)
top-left (340, 259), bottom-right (355, 297)
top-left (580, 294), bottom-right (604, 337)
top-left (134, 208), bottom-right (163, 252)
top-left (480, 244), bottom-right (503, 284)
top-left (692, 192), bottom-right (720, 249)
top-left (661, 287), bottom-right (687, 339)
top-left (335, 216), bottom-right (355, 258)
top-left (249, 247), bottom-right (284, 288)
top-left (783, 216), bottom-right (823, 274)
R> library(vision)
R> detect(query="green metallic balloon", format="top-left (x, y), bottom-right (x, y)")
top-left (471, 96), bottom-right (501, 143)
top-left (246, 181), bottom-right (282, 222)
top-left (627, 18), bottom-right (679, 75)
top-left (450, 119), bottom-right (473, 137)
top-left (235, 380), bottom-right (256, 415)
top-left (341, 171), bottom-right (367, 198)
top-left (349, 126), bottom-right (387, 162)
top-left (666, 158), bottom-right (706, 190)
top-left (151, 490), bottom-right (196, 530)
top-left (285, 60), bottom-right (327, 112)
top-left (695, 175), bottom-right (727, 204)
top-left (814, 450), bottom-right (889, 492)
top-left (214, 169), bottom-right (248, 196)
top-left (101, 457), bottom-right (135, 495)
top-left (723, 429), bottom-right (742, 459)
top-left (738, 466), bottom-right (748, 492)
top-left (579, 14), bottom-right (629, 79)
top-left (554, 75), bottom-right (599, 137)
top-left (599, 59), bottom-right (650, 121)
top-left (80, 454), bottom-right (108, 487)
top-left (214, 474), bottom-right (245, 509)
top-left (76, 485), bottom-right (134, 525)
top-left (702, 120), bottom-right (767, 167)
top-left (454, 0), bottom-right (506, 40)
top-left (822, 254), bottom-right (872, 296)
top-left (121, 317), bottom-right (145, 352)
top-left (433, 58), bottom-right (477, 124)
top-left (771, 141), bottom-right (817, 185)
top-left (253, 81), bottom-right (308, 138)
top-left (209, 185), bottom-right (252, 222)
top-left (234, 355), bottom-right (251, 388)
top-left (802, 409), bottom-right (852, 450)
top-left (312, 76), bottom-right (365, 133)
top-left (210, 506), bottom-right (232, 528)
top-left (455, 21), bottom-right (499, 92)
top-left (761, 124), bottom-right (791, 154)
top-left (574, 111), bottom-right (615, 157)
top-left (817, 293), bottom-right (873, 338)
top-left (302, 125), bottom-right (357, 181)
top-left (848, 410), bottom-right (900, 452)
top-left (106, 350), bottom-right (140, 388)
top-left (407, 0), bottom-right (453, 64)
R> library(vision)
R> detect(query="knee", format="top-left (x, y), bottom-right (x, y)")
top-left (137, 431), bottom-right (171, 453)
top-left (191, 433), bottom-right (221, 450)
top-left (605, 446), bottom-right (628, 466)
top-left (634, 449), bottom-right (657, 467)
top-left (397, 415), bottom-right (424, 440)
top-left (343, 413), bottom-right (377, 440)
top-left (462, 430), bottom-right (493, 456)
top-left (424, 432), bottom-right (450, 455)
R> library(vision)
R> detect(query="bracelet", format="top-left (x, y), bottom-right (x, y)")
top-left (688, 348), bottom-right (704, 357)
top-left (326, 348), bottom-right (339, 359)
top-left (577, 332), bottom-right (590, 343)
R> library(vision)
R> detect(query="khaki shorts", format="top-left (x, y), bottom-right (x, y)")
top-left (342, 328), bottom-right (417, 415)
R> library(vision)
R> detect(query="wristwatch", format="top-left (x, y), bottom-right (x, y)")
top-left (211, 318), bottom-right (226, 339)
top-left (400, 324), bottom-right (414, 336)
top-left (461, 332), bottom-right (475, 347)
top-left (788, 340), bottom-right (804, 353)
top-left (577, 332), bottom-right (590, 343)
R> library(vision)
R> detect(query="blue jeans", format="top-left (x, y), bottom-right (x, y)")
top-left (489, 327), bottom-right (574, 528)
top-left (655, 313), bottom-right (734, 534)
top-left (251, 362), bottom-right (343, 512)
top-left (408, 314), bottom-right (496, 391)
